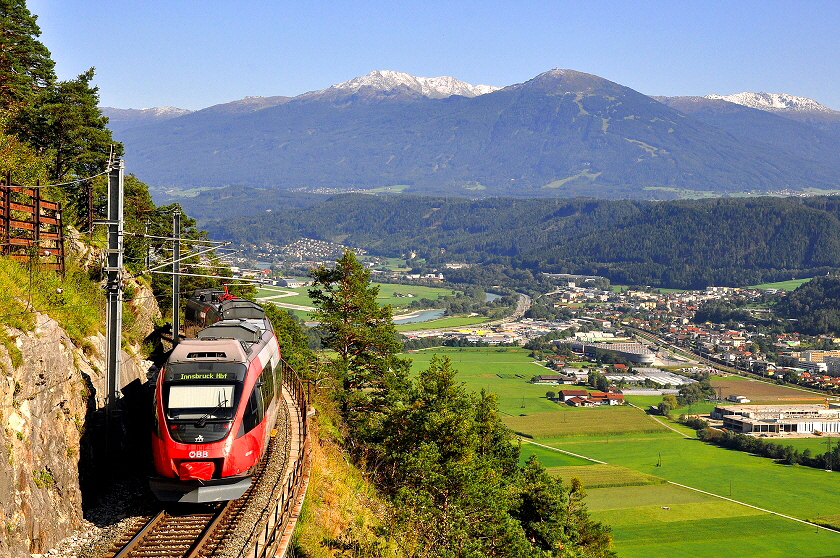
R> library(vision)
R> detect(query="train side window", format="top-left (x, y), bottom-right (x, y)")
top-left (240, 386), bottom-right (264, 436)
top-left (260, 359), bottom-right (275, 408)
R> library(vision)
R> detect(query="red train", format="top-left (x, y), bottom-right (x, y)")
top-left (150, 289), bottom-right (282, 502)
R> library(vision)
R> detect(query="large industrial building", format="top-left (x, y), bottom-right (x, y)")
top-left (558, 340), bottom-right (656, 365)
top-left (713, 404), bottom-right (840, 435)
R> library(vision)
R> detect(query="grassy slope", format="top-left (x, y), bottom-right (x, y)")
top-left (293, 398), bottom-right (397, 556)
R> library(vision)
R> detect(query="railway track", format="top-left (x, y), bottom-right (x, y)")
top-left (99, 365), bottom-right (310, 558)
top-left (105, 504), bottom-right (228, 558)
top-left (104, 413), bottom-right (281, 558)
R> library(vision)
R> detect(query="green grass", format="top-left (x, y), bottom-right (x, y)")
top-left (256, 286), bottom-right (313, 307)
top-left (363, 184), bottom-right (411, 194)
top-left (374, 257), bottom-right (411, 271)
top-left (373, 284), bottom-right (456, 309)
top-left (748, 277), bottom-right (814, 291)
top-left (547, 464), bottom-right (666, 488)
top-left (504, 406), bottom-right (668, 438)
top-left (600, 512), bottom-right (829, 557)
top-left (257, 283), bottom-right (457, 319)
top-left (406, 348), bottom-right (565, 415)
top-left (0, 259), bottom-right (104, 346)
top-left (407, 347), bottom-right (840, 556)
top-left (538, 431), bottom-right (840, 522)
top-left (537, 429), bottom-right (840, 555)
top-left (518, 443), bottom-right (594, 467)
top-left (395, 315), bottom-right (493, 331)
top-left (764, 436), bottom-right (840, 456)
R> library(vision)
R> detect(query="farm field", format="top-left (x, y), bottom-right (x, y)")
top-left (395, 315), bottom-right (493, 331)
top-left (504, 406), bottom-right (667, 438)
top-left (541, 431), bottom-right (840, 555)
top-left (545, 463), bottom-right (666, 488)
top-left (709, 375), bottom-right (826, 404)
top-left (256, 283), bottom-right (456, 310)
top-left (517, 442), bottom-right (594, 467)
top-left (406, 347), bottom-right (561, 415)
top-left (588, 484), bottom-right (827, 557)
top-left (410, 348), bottom-right (840, 556)
top-left (764, 435), bottom-right (840, 456)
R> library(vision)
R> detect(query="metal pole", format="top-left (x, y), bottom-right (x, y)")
top-left (144, 220), bottom-right (151, 270)
top-left (105, 157), bottom-right (124, 410)
top-left (104, 156), bottom-right (124, 465)
top-left (171, 210), bottom-right (181, 346)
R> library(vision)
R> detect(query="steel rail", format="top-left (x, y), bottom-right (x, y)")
top-left (112, 510), bottom-right (166, 558)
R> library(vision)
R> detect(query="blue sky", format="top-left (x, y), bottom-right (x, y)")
top-left (27, 0), bottom-right (840, 111)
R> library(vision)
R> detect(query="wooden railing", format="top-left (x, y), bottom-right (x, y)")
top-left (238, 359), bottom-right (311, 558)
top-left (0, 172), bottom-right (65, 274)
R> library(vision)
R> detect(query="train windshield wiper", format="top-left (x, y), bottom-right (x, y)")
top-left (195, 396), bottom-right (229, 428)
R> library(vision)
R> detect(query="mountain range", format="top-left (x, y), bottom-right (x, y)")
top-left (103, 69), bottom-right (840, 200)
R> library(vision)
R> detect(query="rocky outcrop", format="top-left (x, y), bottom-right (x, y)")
top-left (0, 305), bottom-right (154, 557)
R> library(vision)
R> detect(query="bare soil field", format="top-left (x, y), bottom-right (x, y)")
top-left (710, 376), bottom-right (826, 404)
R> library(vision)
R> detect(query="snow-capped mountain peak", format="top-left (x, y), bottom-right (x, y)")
top-left (704, 92), bottom-right (835, 113)
top-left (327, 70), bottom-right (500, 99)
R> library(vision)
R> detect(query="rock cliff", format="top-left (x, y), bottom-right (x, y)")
top-left (0, 279), bottom-right (159, 557)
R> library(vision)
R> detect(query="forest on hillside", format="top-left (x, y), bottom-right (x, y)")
top-left (206, 194), bottom-right (840, 289)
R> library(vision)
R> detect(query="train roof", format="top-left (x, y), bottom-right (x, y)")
top-left (219, 300), bottom-right (265, 320)
top-left (197, 319), bottom-right (264, 344)
top-left (168, 338), bottom-right (248, 364)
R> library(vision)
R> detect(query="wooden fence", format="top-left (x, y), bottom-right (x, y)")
top-left (0, 172), bottom-right (65, 274)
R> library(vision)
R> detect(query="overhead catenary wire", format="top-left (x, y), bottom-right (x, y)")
top-left (150, 271), bottom-right (273, 283)
top-left (133, 243), bottom-right (231, 277)
top-left (1, 168), bottom-right (111, 189)
top-left (122, 232), bottom-right (229, 244)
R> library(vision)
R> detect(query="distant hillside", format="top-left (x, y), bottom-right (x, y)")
top-left (205, 194), bottom-right (840, 289)
top-left (114, 69), bottom-right (840, 199)
top-left (653, 96), bottom-right (840, 170)
top-left (776, 276), bottom-right (840, 334)
top-left (702, 92), bottom-right (840, 136)
top-left (100, 106), bottom-right (193, 133)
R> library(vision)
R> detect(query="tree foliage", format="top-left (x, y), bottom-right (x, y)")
top-left (775, 276), bottom-right (840, 335)
top-left (10, 67), bottom-right (117, 184)
top-left (309, 250), bottom-right (410, 429)
top-left (362, 355), bottom-right (614, 557)
top-left (208, 194), bottom-right (840, 290)
top-left (0, 0), bottom-right (55, 112)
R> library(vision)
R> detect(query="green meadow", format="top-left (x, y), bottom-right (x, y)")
top-left (538, 432), bottom-right (840, 556)
top-left (395, 315), bottom-right (493, 331)
top-left (407, 347), bottom-right (840, 556)
top-left (407, 347), bottom-right (563, 415)
top-left (747, 277), bottom-right (813, 291)
top-left (257, 283), bottom-right (460, 331)
top-left (257, 283), bottom-right (455, 309)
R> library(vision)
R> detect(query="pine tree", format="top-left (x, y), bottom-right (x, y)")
top-left (309, 249), bottom-right (409, 429)
top-left (0, 0), bottom-right (55, 112)
top-left (10, 67), bottom-right (116, 181)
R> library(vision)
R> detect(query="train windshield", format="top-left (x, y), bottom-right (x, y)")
top-left (162, 362), bottom-right (246, 444)
top-left (167, 385), bottom-right (235, 420)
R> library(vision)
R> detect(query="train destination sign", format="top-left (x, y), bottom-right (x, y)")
top-left (165, 362), bottom-right (248, 383)
top-left (174, 371), bottom-right (237, 381)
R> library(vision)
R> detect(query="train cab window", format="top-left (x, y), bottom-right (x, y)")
top-left (165, 384), bottom-right (236, 444)
top-left (167, 385), bottom-right (235, 420)
top-left (240, 386), bottom-right (264, 437)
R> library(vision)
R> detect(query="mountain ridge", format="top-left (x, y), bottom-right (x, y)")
top-left (705, 92), bottom-right (837, 113)
top-left (107, 68), bottom-right (840, 199)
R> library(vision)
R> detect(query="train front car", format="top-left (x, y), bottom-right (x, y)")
top-left (150, 299), bottom-right (281, 503)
